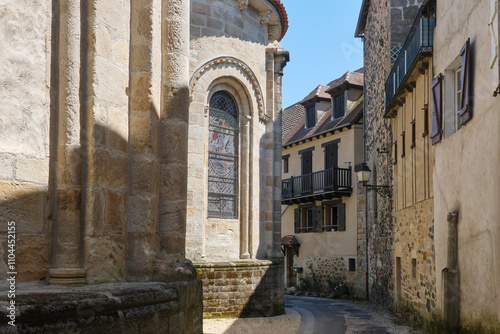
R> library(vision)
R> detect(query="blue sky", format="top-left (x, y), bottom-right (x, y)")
top-left (280, 0), bottom-right (364, 108)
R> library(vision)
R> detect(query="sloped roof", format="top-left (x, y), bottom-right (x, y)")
top-left (282, 103), bottom-right (305, 139)
top-left (283, 96), bottom-right (363, 147)
top-left (298, 85), bottom-right (331, 104)
top-left (355, 0), bottom-right (371, 38)
top-left (326, 69), bottom-right (364, 94)
top-left (282, 69), bottom-right (364, 147)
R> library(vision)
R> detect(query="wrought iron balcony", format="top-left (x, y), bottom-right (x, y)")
top-left (385, 6), bottom-right (435, 112)
top-left (282, 167), bottom-right (352, 204)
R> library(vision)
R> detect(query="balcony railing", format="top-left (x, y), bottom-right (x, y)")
top-left (385, 6), bottom-right (435, 111)
top-left (282, 167), bottom-right (352, 201)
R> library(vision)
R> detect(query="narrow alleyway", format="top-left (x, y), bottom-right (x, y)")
top-left (203, 295), bottom-right (424, 334)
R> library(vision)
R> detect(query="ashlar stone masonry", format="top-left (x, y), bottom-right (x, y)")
top-left (0, 0), bottom-right (289, 331)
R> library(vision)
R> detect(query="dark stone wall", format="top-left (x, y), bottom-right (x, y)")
top-left (363, 0), bottom-right (395, 309)
top-left (362, 0), bottom-right (426, 312)
top-left (390, 0), bottom-right (425, 50)
top-left (195, 259), bottom-right (284, 318)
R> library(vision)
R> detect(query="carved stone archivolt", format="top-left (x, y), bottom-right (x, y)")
top-left (238, 0), bottom-right (249, 11)
top-left (190, 56), bottom-right (268, 122)
top-left (260, 10), bottom-right (271, 24)
top-left (237, 0), bottom-right (283, 41)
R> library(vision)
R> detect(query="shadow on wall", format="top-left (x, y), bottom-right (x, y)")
top-left (0, 122), bottom-right (131, 283)
top-left (235, 126), bottom-right (284, 318)
top-left (239, 258), bottom-right (285, 318)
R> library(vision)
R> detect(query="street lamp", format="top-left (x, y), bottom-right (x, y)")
top-left (354, 162), bottom-right (391, 197)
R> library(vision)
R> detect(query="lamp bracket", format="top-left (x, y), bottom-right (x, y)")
top-left (365, 184), bottom-right (392, 197)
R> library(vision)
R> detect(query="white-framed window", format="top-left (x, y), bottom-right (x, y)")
top-left (444, 60), bottom-right (462, 138)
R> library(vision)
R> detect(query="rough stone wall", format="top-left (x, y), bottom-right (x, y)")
top-left (363, 0), bottom-right (425, 309)
top-left (390, 0), bottom-right (424, 50)
top-left (362, 0), bottom-right (394, 308)
top-left (394, 198), bottom-right (437, 325)
top-left (389, 53), bottom-right (438, 329)
top-left (195, 259), bottom-right (284, 318)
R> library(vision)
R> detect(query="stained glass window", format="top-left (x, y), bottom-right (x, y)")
top-left (208, 91), bottom-right (238, 219)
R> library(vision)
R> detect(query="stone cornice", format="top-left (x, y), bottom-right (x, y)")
top-left (238, 0), bottom-right (288, 41)
top-left (190, 56), bottom-right (268, 122)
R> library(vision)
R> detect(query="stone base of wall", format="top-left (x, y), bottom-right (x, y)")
top-left (0, 281), bottom-right (202, 333)
top-left (301, 256), bottom-right (366, 299)
top-left (194, 258), bottom-right (285, 318)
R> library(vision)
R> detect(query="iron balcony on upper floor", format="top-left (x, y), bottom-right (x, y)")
top-left (385, 5), bottom-right (435, 113)
top-left (281, 167), bottom-right (352, 205)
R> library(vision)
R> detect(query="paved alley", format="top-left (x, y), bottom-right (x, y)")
top-left (203, 296), bottom-right (423, 334)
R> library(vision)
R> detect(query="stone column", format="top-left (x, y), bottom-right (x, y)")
top-left (240, 115), bottom-right (251, 259)
top-left (127, 0), bottom-right (161, 280)
top-left (155, 0), bottom-right (190, 268)
top-left (49, 0), bottom-right (86, 286)
top-left (271, 45), bottom-right (288, 258)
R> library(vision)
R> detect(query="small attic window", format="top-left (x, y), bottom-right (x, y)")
top-left (305, 105), bottom-right (316, 129)
top-left (333, 93), bottom-right (345, 119)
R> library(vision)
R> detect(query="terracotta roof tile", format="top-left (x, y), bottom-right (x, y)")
top-left (326, 69), bottom-right (364, 94)
top-left (299, 85), bottom-right (330, 104)
top-left (282, 103), bottom-right (305, 143)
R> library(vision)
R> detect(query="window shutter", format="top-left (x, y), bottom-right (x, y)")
top-left (411, 120), bottom-right (416, 149)
top-left (401, 131), bottom-right (406, 158)
top-left (294, 208), bottom-right (300, 233)
top-left (459, 38), bottom-right (472, 125)
top-left (313, 205), bottom-right (323, 232)
top-left (393, 140), bottom-right (398, 165)
top-left (337, 203), bottom-right (346, 232)
top-left (422, 104), bottom-right (429, 137)
top-left (430, 74), bottom-right (444, 145)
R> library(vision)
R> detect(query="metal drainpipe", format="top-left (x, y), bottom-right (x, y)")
top-left (362, 35), bottom-right (370, 301)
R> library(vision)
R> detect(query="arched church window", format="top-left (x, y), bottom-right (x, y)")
top-left (208, 91), bottom-right (238, 218)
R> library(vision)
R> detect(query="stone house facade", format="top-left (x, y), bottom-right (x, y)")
top-left (357, 0), bottom-right (500, 332)
top-left (432, 0), bottom-right (500, 332)
top-left (374, 1), bottom-right (438, 326)
top-left (0, 0), bottom-right (288, 331)
top-left (281, 70), bottom-right (367, 298)
top-left (355, 0), bottom-right (425, 309)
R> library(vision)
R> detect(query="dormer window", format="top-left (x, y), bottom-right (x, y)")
top-left (333, 93), bottom-right (345, 119)
top-left (305, 105), bottom-right (316, 129)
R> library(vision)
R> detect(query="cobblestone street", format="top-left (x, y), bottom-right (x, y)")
top-left (204, 295), bottom-right (423, 334)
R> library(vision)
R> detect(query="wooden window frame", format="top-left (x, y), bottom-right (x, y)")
top-left (459, 38), bottom-right (472, 125)
top-left (332, 93), bottom-right (345, 119)
top-left (305, 105), bottom-right (316, 129)
top-left (431, 73), bottom-right (444, 145)
top-left (282, 154), bottom-right (290, 174)
top-left (422, 104), bottom-right (429, 137)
